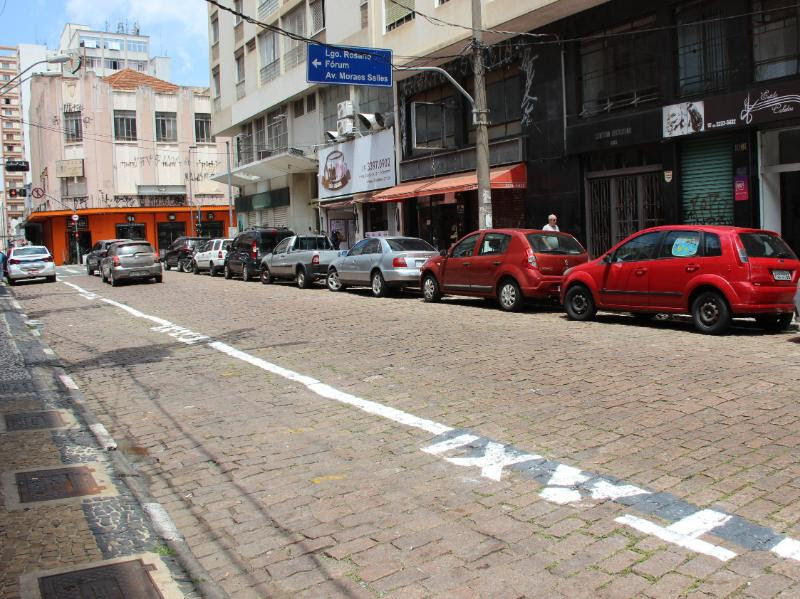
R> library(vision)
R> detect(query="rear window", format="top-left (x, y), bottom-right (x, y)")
top-left (386, 238), bottom-right (435, 252)
top-left (739, 232), bottom-right (797, 259)
top-left (296, 237), bottom-right (333, 251)
top-left (12, 246), bottom-right (49, 256)
top-left (526, 234), bottom-right (584, 255)
top-left (116, 244), bottom-right (154, 256)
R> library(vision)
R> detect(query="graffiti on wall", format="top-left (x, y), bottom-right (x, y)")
top-left (520, 49), bottom-right (539, 128)
top-left (683, 193), bottom-right (735, 225)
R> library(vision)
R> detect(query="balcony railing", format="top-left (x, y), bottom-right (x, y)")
top-left (234, 134), bottom-right (292, 167)
top-left (236, 80), bottom-right (246, 100)
top-left (260, 59), bottom-right (280, 85)
top-left (283, 45), bottom-right (306, 71)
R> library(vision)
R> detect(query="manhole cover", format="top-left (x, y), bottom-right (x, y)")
top-left (16, 466), bottom-right (103, 503)
top-left (38, 559), bottom-right (165, 599)
top-left (5, 411), bottom-right (65, 431)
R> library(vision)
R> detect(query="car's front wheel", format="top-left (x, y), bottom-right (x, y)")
top-left (422, 273), bottom-right (441, 303)
top-left (497, 278), bottom-right (523, 312)
top-left (564, 285), bottom-right (597, 321)
top-left (224, 264), bottom-right (232, 279)
top-left (260, 266), bottom-right (273, 284)
top-left (371, 271), bottom-right (389, 297)
top-left (164, 261), bottom-right (171, 271)
top-left (327, 269), bottom-right (345, 292)
top-left (209, 262), bottom-right (216, 277)
top-left (756, 313), bottom-right (794, 332)
top-left (691, 290), bottom-right (731, 335)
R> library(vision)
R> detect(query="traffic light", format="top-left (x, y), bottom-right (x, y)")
top-left (7, 188), bottom-right (26, 198)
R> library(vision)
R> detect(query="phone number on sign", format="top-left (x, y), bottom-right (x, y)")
top-left (362, 158), bottom-right (391, 172)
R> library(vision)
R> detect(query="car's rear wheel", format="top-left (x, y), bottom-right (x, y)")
top-left (7, 277), bottom-right (16, 286)
top-left (564, 285), bottom-right (597, 321)
top-left (46, 275), bottom-right (56, 283)
top-left (296, 267), bottom-right (310, 289)
top-left (192, 260), bottom-right (200, 275)
top-left (691, 290), bottom-right (731, 335)
top-left (164, 261), bottom-right (171, 271)
top-left (327, 269), bottom-right (345, 292)
top-left (209, 262), bottom-right (216, 277)
top-left (260, 266), bottom-right (273, 284)
top-left (497, 279), bottom-right (523, 312)
top-left (242, 266), bottom-right (252, 282)
top-left (224, 264), bottom-right (232, 279)
top-left (87, 264), bottom-right (94, 276)
top-left (756, 313), bottom-right (794, 332)
top-left (422, 273), bottom-right (441, 303)
top-left (371, 271), bottom-right (389, 297)
top-left (155, 275), bottom-right (163, 283)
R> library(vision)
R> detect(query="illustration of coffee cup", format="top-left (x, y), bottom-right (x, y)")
top-left (323, 150), bottom-right (351, 190)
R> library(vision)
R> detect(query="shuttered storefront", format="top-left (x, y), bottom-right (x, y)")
top-left (680, 135), bottom-right (735, 225)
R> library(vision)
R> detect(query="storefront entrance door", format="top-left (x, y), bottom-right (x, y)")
top-left (157, 222), bottom-right (186, 255)
top-left (780, 172), bottom-right (800, 256)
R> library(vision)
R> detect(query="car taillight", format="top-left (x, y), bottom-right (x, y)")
top-left (526, 248), bottom-right (538, 269)
top-left (312, 254), bottom-right (320, 265)
top-left (392, 256), bottom-right (407, 267)
top-left (251, 241), bottom-right (258, 260)
top-left (8, 258), bottom-right (19, 265)
top-left (42, 256), bottom-right (53, 262)
top-left (218, 250), bottom-right (223, 259)
top-left (733, 235), bottom-right (749, 264)
top-left (112, 256), bottom-right (121, 266)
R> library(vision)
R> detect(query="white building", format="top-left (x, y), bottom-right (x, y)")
top-left (59, 23), bottom-right (171, 81)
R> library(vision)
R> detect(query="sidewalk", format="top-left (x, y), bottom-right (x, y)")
top-left (0, 285), bottom-right (214, 599)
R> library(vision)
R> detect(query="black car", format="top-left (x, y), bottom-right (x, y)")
top-left (164, 237), bottom-right (207, 272)
top-left (224, 228), bottom-right (294, 281)
top-left (86, 239), bottom-right (126, 275)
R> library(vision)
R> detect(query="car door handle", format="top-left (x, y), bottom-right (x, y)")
top-left (685, 264), bottom-right (700, 272)
top-left (463, 262), bottom-right (471, 267)
top-left (492, 261), bottom-right (501, 266)
top-left (634, 268), bottom-right (647, 276)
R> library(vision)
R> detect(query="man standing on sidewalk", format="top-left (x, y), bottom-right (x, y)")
top-left (543, 214), bottom-right (559, 231)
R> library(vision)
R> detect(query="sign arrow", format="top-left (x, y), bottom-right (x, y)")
top-left (312, 58), bottom-right (322, 68)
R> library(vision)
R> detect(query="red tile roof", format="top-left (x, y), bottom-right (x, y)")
top-left (103, 69), bottom-right (179, 93)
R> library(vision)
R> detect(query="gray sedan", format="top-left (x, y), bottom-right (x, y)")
top-left (100, 241), bottom-right (163, 286)
top-left (326, 236), bottom-right (437, 297)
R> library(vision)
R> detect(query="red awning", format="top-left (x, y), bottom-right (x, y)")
top-left (371, 163), bottom-right (527, 203)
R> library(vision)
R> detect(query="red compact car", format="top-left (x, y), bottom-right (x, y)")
top-left (420, 228), bottom-right (588, 311)
top-left (561, 225), bottom-right (799, 334)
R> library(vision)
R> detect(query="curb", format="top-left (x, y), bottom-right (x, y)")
top-left (5, 288), bottom-right (230, 599)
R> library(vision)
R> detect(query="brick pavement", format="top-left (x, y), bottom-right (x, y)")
top-left (7, 268), bottom-right (800, 597)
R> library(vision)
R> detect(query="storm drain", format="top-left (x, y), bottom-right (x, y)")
top-left (37, 559), bottom-right (165, 599)
top-left (5, 411), bottom-right (66, 431)
top-left (16, 466), bottom-right (103, 503)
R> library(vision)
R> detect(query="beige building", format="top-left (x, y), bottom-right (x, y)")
top-left (26, 69), bottom-right (234, 265)
top-left (1, 46), bottom-right (25, 244)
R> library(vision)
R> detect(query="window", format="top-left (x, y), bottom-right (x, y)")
top-left (614, 231), bottom-right (663, 262)
top-left (267, 107), bottom-right (287, 150)
top-left (114, 110), bottom-right (137, 141)
top-left (127, 40), bottom-right (148, 53)
top-left (273, 237), bottom-right (291, 254)
top-left (64, 111), bottom-right (83, 142)
top-left (234, 0), bottom-right (243, 24)
top-left (348, 238), bottom-right (370, 256)
top-left (195, 113), bottom-right (212, 142)
top-left (310, 0), bottom-right (325, 34)
top-left (306, 93), bottom-right (316, 112)
top-left (259, 0), bottom-right (279, 19)
top-left (105, 58), bottom-right (122, 70)
top-left (235, 52), bottom-right (245, 82)
top-left (363, 239), bottom-right (382, 254)
top-left (753, 0), bottom-right (800, 81)
top-left (739, 232), bottom-right (798, 259)
top-left (293, 98), bottom-right (305, 117)
top-left (80, 36), bottom-right (98, 48)
top-left (128, 60), bottom-right (147, 72)
top-left (479, 233), bottom-right (511, 255)
top-left (704, 232), bottom-right (722, 257)
top-left (676, 1), bottom-right (730, 96)
top-left (211, 17), bottom-right (219, 45)
top-left (579, 16), bottom-right (659, 117)
top-left (413, 99), bottom-right (456, 149)
top-left (385, 0), bottom-right (414, 31)
top-left (296, 236), bottom-right (332, 251)
top-left (385, 238), bottom-right (434, 252)
top-left (322, 85), bottom-right (350, 135)
top-left (358, 85), bottom-right (392, 119)
top-left (104, 39), bottom-right (123, 51)
top-left (155, 112), bottom-right (177, 142)
top-left (361, 0), bottom-right (369, 28)
top-left (452, 233), bottom-right (479, 257)
top-left (116, 243), bottom-right (155, 255)
top-left (283, 5), bottom-right (306, 68)
top-left (212, 67), bottom-right (221, 97)
top-left (258, 29), bottom-right (279, 83)
top-left (658, 231), bottom-right (701, 258)
top-left (61, 176), bottom-right (87, 198)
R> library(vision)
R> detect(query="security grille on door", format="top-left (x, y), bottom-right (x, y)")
top-left (246, 211), bottom-right (258, 228)
top-left (585, 168), bottom-right (663, 257)
top-left (273, 205), bottom-right (289, 228)
top-left (260, 208), bottom-right (272, 226)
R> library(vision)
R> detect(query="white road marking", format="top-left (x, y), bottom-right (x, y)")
top-left (89, 423), bottom-right (118, 450)
top-left (422, 434), bottom-right (480, 455)
top-left (547, 464), bottom-right (589, 487)
top-left (773, 538), bottom-right (800, 560)
top-left (540, 488), bottom-right (583, 505)
top-left (64, 267), bottom-right (81, 274)
top-left (443, 442), bottom-right (540, 481)
top-left (59, 374), bottom-right (79, 390)
top-left (668, 509), bottom-right (731, 538)
top-left (616, 513), bottom-right (736, 562)
top-left (43, 348), bottom-right (55, 356)
top-left (143, 503), bottom-right (183, 541)
top-left (61, 280), bottom-right (98, 300)
top-left (589, 480), bottom-right (650, 501)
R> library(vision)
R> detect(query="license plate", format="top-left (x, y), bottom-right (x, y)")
top-left (131, 271), bottom-right (148, 277)
top-left (773, 270), bottom-right (792, 281)
top-left (415, 260), bottom-right (426, 267)
top-left (554, 285), bottom-right (561, 292)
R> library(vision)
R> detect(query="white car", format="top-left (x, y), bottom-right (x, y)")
top-left (5, 246), bottom-right (57, 285)
top-left (191, 238), bottom-right (231, 276)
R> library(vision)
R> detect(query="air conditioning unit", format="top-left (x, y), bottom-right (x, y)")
top-left (337, 100), bottom-right (354, 120)
top-left (337, 117), bottom-right (355, 137)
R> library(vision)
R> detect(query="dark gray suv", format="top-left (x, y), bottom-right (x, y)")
top-left (86, 239), bottom-right (126, 275)
top-left (224, 228), bottom-right (294, 281)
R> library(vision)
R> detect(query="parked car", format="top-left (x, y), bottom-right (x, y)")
top-left (795, 283), bottom-right (800, 317)
top-left (420, 229), bottom-right (588, 311)
top-left (86, 239), bottom-right (126, 275)
top-left (100, 241), bottom-right (162, 286)
top-left (261, 235), bottom-right (340, 288)
top-left (224, 227), bottom-right (294, 281)
top-left (561, 225), bottom-right (799, 334)
top-left (164, 237), bottom-right (206, 272)
top-left (5, 246), bottom-right (56, 285)
top-left (326, 236), bottom-right (438, 297)
top-left (192, 238), bottom-right (232, 276)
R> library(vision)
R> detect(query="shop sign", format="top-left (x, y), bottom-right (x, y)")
top-left (318, 128), bottom-right (396, 200)
top-left (663, 102), bottom-right (705, 138)
top-left (66, 215), bottom-right (88, 229)
top-left (56, 159), bottom-right (84, 178)
top-left (734, 176), bottom-right (749, 201)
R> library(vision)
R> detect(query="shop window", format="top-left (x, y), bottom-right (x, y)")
top-left (676, 0), bottom-right (730, 96)
top-left (753, 0), bottom-right (800, 81)
top-left (579, 15), bottom-right (659, 117)
top-left (366, 203), bottom-right (388, 233)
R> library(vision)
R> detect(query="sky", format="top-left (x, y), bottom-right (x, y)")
top-left (0, 0), bottom-right (210, 87)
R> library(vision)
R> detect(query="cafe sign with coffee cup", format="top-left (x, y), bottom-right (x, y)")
top-left (318, 128), bottom-right (396, 200)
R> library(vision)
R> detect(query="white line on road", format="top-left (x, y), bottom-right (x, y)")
top-left (616, 514), bottom-right (737, 561)
top-left (59, 374), bottom-right (79, 390)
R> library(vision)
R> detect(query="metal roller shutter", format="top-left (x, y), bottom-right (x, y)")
top-left (260, 208), bottom-right (273, 226)
top-left (681, 135), bottom-right (735, 225)
top-left (246, 211), bottom-right (258, 228)
top-left (273, 205), bottom-right (289, 228)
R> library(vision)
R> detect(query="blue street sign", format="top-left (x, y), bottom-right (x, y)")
top-left (307, 44), bottom-right (393, 88)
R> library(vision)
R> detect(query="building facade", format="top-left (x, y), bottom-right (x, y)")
top-left (59, 23), bottom-right (171, 80)
top-left (1, 46), bottom-right (26, 244)
top-left (26, 69), bottom-right (234, 264)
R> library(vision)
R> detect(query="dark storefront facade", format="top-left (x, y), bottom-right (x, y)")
top-left (394, 0), bottom-right (800, 256)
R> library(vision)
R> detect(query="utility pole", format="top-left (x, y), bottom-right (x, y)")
top-left (472, 0), bottom-right (492, 229)
top-left (225, 140), bottom-right (235, 237)
top-left (188, 145), bottom-right (198, 235)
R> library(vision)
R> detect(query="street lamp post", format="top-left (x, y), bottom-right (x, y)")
top-left (0, 54), bottom-right (71, 96)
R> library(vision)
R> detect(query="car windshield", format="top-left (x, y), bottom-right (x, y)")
top-left (13, 246), bottom-right (48, 256)
top-left (386, 238), bottom-right (435, 252)
top-left (117, 244), bottom-right (154, 255)
top-left (526, 233), bottom-right (584, 255)
top-left (296, 237), bottom-right (333, 251)
top-left (739, 232), bottom-right (798, 259)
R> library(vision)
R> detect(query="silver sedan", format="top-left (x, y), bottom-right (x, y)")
top-left (326, 236), bottom-right (437, 297)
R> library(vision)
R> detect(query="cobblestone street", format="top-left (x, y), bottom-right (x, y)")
top-left (7, 266), bottom-right (800, 598)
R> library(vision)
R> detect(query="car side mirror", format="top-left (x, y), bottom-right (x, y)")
top-left (602, 253), bottom-right (613, 264)
top-left (339, 250), bottom-right (348, 257)
top-left (439, 249), bottom-right (448, 257)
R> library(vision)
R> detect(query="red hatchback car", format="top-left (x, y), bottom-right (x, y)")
top-left (420, 228), bottom-right (588, 311)
top-left (561, 225), bottom-right (799, 334)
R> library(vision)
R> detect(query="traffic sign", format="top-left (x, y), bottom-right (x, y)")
top-left (4, 160), bottom-right (29, 172)
top-left (32, 187), bottom-right (44, 199)
top-left (71, 214), bottom-right (79, 222)
top-left (307, 44), bottom-right (392, 88)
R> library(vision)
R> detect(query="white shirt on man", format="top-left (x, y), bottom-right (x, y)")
top-left (543, 223), bottom-right (559, 231)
